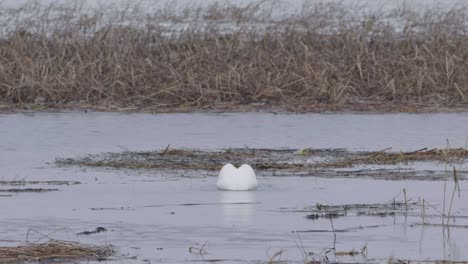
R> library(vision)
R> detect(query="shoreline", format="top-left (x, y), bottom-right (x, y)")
top-left (2, 102), bottom-right (468, 114)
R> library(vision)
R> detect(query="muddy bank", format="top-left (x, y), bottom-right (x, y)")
top-left (3, 102), bottom-right (468, 114)
top-left (57, 147), bottom-right (468, 181)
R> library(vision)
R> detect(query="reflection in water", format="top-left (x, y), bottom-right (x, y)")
top-left (443, 226), bottom-right (461, 261)
top-left (219, 191), bottom-right (256, 226)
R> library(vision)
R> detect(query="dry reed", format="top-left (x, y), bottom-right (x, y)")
top-left (0, 240), bottom-right (113, 263)
top-left (2, 1), bottom-right (468, 112)
top-left (56, 147), bottom-right (468, 172)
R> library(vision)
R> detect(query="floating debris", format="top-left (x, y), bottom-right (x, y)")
top-left (77, 227), bottom-right (107, 236)
top-left (305, 212), bottom-right (346, 220)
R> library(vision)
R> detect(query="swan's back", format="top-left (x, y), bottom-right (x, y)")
top-left (217, 163), bottom-right (258, 191)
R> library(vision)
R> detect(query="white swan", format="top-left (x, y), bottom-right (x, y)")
top-left (216, 163), bottom-right (258, 191)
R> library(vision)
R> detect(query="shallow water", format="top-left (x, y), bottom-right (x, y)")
top-left (1, 111), bottom-right (468, 263)
top-left (2, 0), bottom-right (465, 9)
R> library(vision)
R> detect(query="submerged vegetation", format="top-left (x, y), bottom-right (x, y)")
top-left (294, 201), bottom-right (419, 220)
top-left (2, 1), bottom-right (468, 112)
top-left (0, 180), bottom-right (80, 196)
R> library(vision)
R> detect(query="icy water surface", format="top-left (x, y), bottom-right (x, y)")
top-left (1, 112), bottom-right (468, 263)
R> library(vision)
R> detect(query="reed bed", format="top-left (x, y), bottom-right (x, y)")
top-left (1, 1), bottom-right (468, 112)
top-left (0, 240), bottom-right (113, 263)
top-left (56, 147), bottom-right (468, 171)
top-left (333, 147), bottom-right (468, 166)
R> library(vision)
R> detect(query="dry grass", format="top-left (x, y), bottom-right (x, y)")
top-left (332, 148), bottom-right (468, 166)
top-left (0, 240), bottom-right (113, 263)
top-left (56, 147), bottom-right (468, 173)
top-left (2, 1), bottom-right (468, 112)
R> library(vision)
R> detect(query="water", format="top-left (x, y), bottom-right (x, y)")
top-left (1, 0), bottom-right (465, 9)
top-left (1, 111), bottom-right (468, 263)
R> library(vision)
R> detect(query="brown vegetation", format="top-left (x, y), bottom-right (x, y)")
top-left (56, 147), bottom-right (468, 181)
top-left (1, 1), bottom-right (468, 112)
top-left (0, 240), bottom-right (113, 263)
top-left (331, 147), bottom-right (468, 166)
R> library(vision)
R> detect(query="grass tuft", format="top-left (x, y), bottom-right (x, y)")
top-left (0, 240), bottom-right (113, 263)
